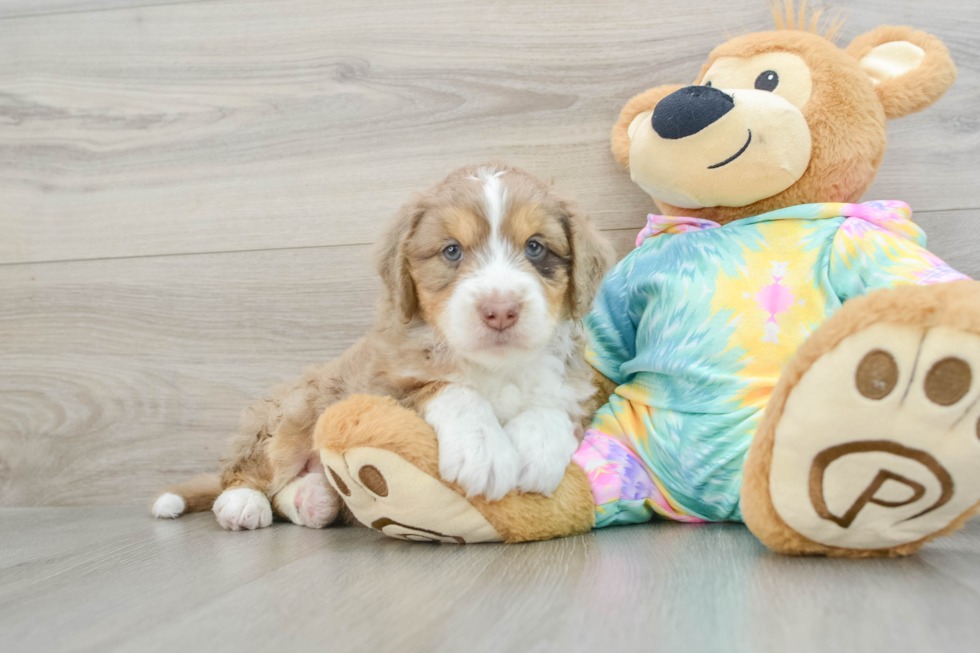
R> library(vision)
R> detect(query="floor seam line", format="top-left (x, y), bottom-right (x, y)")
top-left (0, 0), bottom-right (222, 23)
top-left (0, 226), bottom-right (644, 268)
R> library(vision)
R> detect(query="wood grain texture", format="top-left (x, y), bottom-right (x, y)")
top-left (0, 0), bottom-right (216, 20)
top-left (2, 508), bottom-right (980, 653)
top-left (1, 0), bottom-right (978, 265)
top-left (0, 244), bottom-right (378, 505)
top-left (1, 0), bottom-right (980, 509)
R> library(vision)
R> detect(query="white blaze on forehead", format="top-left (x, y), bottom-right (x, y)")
top-left (468, 168), bottom-right (517, 268)
top-left (470, 168), bottom-right (508, 234)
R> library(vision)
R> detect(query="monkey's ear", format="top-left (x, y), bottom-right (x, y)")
top-left (611, 84), bottom-right (684, 168)
top-left (846, 26), bottom-right (957, 119)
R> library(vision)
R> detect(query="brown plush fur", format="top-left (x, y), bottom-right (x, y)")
top-left (156, 164), bottom-right (614, 523)
top-left (611, 15), bottom-right (956, 225)
top-left (315, 394), bottom-right (596, 543)
top-left (742, 281), bottom-right (980, 557)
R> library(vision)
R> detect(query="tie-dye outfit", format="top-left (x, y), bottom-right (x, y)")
top-left (571, 201), bottom-right (968, 527)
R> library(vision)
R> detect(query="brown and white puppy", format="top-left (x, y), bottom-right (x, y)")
top-left (152, 164), bottom-right (615, 530)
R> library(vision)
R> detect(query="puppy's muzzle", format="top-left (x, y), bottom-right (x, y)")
top-left (479, 295), bottom-right (521, 332)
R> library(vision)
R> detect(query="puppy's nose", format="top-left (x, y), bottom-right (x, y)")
top-left (479, 297), bottom-right (521, 332)
top-left (651, 85), bottom-right (734, 140)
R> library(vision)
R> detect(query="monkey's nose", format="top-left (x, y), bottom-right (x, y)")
top-left (479, 297), bottom-right (521, 332)
top-left (651, 85), bottom-right (735, 140)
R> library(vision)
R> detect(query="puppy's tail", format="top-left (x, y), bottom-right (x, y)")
top-left (151, 474), bottom-right (222, 519)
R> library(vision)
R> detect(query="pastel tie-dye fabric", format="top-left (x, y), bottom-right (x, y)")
top-left (572, 429), bottom-right (707, 526)
top-left (576, 201), bottom-right (968, 524)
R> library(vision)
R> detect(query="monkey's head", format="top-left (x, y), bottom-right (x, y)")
top-left (612, 6), bottom-right (957, 224)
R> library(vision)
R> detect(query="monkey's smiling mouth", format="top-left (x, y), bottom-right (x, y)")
top-left (708, 129), bottom-right (752, 169)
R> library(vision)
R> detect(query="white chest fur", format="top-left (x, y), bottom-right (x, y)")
top-left (454, 321), bottom-right (594, 424)
top-left (422, 322), bottom-right (595, 499)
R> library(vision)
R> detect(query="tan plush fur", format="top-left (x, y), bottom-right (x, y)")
top-left (610, 84), bottom-right (682, 171)
top-left (155, 164), bottom-right (614, 525)
top-left (743, 282), bottom-right (980, 557)
top-left (611, 15), bottom-right (957, 225)
top-left (315, 394), bottom-right (596, 543)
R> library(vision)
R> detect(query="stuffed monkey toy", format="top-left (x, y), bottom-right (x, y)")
top-left (316, 9), bottom-right (980, 557)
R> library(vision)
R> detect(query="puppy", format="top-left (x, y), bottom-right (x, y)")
top-left (152, 164), bottom-right (615, 530)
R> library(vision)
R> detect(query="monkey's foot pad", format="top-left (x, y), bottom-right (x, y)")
top-left (321, 446), bottom-right (502, 543)
top-left (768, 322), bottom-right (980, 553)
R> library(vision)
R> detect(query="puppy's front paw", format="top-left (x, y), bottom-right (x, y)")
top-left (437, 419), bottom-right (521, 502)
top-left (425, 385), bottom-right (521, 501)
top-left (506, 410), bottom-right (578, 496)
top-left (213, 487), bottom-right (273, 531)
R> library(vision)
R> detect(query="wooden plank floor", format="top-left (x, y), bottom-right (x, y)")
top-left (2, 0), bottom-right (980, 650)
top-left (1, 508), bottom-right (979, 653)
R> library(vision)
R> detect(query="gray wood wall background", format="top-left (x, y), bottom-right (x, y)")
top-left (1, 0), bottom-right (978, 507)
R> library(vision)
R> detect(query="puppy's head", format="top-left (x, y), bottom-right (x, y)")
top-left (377, 164), bottom-right (614, 368)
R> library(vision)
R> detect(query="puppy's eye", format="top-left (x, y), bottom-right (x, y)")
top-left (525, 239), bottom-right (545, 260)
top-left (754, 70), bottom-right (779, 92)
top-left (442, 244), bottom-right (462, 262)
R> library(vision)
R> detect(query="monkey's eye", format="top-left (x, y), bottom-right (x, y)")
top-left (442, 244), bottom-right (462, 262)
top-left (525, 239), bottom-right (545, 260)
top-left (755, 70), bottom-right (779, 92)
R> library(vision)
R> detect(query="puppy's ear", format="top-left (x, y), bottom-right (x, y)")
top-left (611, 84), bottom-right (684, 168)
top-left (846, 26), bottom-right (957, 119)
top-left (562, 202), bottom-right (616, 320)
top-left (376, 197), bottom-right (426, 322)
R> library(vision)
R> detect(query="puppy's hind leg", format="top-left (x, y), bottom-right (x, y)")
top-left (214, 360), bottom-right (351, 531)
top-left (266, 402), bottom-right (343, 528)
top-left (212, 397), bottom-right (282, 531)
top-left (272, 458), bottom-right (343, 529)
top-left (212, 486), bottom-right (274, 531)
top-left (214, 439), bottom-right (274, 531)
